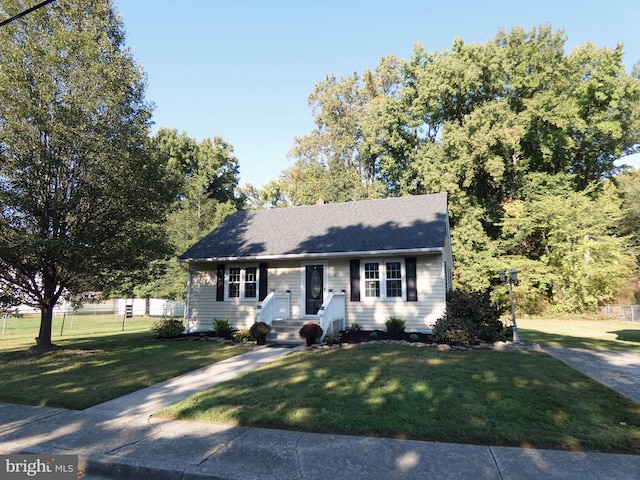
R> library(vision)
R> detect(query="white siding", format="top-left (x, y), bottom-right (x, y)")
top-left (345, 254), bottom-right (444, 332)
top-left (186, 265), bottom-right (258, 332)
top-left (186, 253), bottom-right (446, 333)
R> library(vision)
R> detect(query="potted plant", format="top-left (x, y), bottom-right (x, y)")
top-left (299, 322), bottom-right (323, 346)
top-left (249, 321), bottom-right (271, 345)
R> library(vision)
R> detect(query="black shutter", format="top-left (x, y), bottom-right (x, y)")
top-left (406, 257), bottom-right (417, 301)
top-left (259, 262), bottom-right (268, 300)
top-left (216, 264), bottom-right (225, 301)
top-left (350, 259), bottom-right (360, 302)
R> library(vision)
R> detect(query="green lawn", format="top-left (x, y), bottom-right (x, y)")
top-left (158, 345), bottom-right (640, 453)
top-left (517, 318), bottom-right (640, 351)
top-left (3, 314), bottom-right (640, 453)
top-left (0, 314), bottom-right (251, 409)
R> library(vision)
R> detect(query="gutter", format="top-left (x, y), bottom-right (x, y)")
top-left (177, 246), bottom-right (444, 264)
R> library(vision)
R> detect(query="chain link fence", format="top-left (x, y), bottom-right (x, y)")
top-left (601, 305), bottom-right (640, 322)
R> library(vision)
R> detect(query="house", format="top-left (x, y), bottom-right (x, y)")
top-left (178, 192), bottom-right (453, 338)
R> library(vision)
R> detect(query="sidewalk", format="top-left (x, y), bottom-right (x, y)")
top-left (1, 346), bottom-right (639, 479)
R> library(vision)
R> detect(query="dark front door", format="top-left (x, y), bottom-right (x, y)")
top-left (305, 265), bottom-right (324, 315)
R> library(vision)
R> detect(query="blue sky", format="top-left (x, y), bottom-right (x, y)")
top-left (114, 0), bottom-right (640, 188)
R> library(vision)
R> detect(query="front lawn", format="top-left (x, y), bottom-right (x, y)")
top-left (157, 345), bottom-right (640, 454)
top-left (0, 315), bottom-right (251, 409)
top-left (517, 318), bottom-right (640, 351)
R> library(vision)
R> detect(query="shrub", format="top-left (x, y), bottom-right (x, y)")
top-left (432, 316), bottom-right (473, 345)
top-left (323, 332), bottom-right (342, 344)
top-left (151, 318), bottom-right (184, 338)
top-left (232, 329), bottom-right (252, 343)
top-left (213, 317), bottom-right (233, 338)
top-left (249, 321), bottom-right (271, 339)
top-left (299, 322), bottom-right (323, 339)
top-left (385, 316), bottom-right (406, 336)
top-left (433, 289), bottom-right (506, 346)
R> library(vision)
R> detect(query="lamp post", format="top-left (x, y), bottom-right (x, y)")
top-left (499, 268), bottom-right (519, 345)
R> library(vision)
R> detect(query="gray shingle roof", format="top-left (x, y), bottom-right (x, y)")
top-left (179, 192), bottom-right (449, 262)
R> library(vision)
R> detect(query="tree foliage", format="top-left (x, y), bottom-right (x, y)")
top-left (132, 129), bottom-right (243, 300)
top-left (500, 174), bottom-right (635, 311)
top-left (0, 0), bottom-right (177, 347)
top-left (269, 24), bottom-right (640, 312)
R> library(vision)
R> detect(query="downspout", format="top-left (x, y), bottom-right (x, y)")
top-left (183, 263), bottom-right (193, 333)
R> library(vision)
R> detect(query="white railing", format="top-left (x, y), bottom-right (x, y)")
top-left (318, 291), bottom-right (346, 341)
top-left (255, 291), bottom-right (291, 325)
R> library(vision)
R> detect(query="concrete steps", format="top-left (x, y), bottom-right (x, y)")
top-left (268, 319), bottom-right (314, 345)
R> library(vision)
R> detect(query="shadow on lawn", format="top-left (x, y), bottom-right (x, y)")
top-left (0, 330), bottom-right (250, 410)
top-left (161, 347), bottom-right (640, 454)
top-left (610, 330), bottom-right (640, 344)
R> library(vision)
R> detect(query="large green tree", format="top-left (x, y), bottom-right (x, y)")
top-left (280, 24), bottom-right (640, 309)
top-left (287, 56), bottom-right (405, 203)
top-left (0, 0), bottom-right (177, 348)
top-left (132, 129), bottom-right (243, 300)
top-left (500, 174), bottom-right (635, 312)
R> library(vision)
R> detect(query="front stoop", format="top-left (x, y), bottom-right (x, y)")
top-left (268, 319), bottom-right (310, 345)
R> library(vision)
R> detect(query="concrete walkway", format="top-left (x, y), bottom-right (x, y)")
top-left (85, 346), bottom-right (296, 417)
top-left (1, 345), bottom-right (639, 479)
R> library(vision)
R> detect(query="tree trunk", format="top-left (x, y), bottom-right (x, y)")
top-left (38, 270), bottom-right (59, 347)
top-left (37, 304), bottom-right (54, 346)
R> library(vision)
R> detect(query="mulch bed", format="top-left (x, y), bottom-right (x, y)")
top-left (153, 329), bottom-right (434, 345)
top-left (336, 329), bottom-right (434, 344)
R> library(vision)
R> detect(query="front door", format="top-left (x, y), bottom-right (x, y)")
top-left (305, 264), bottom-right (324, 315)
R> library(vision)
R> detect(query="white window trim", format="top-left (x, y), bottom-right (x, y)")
top-left (225, 265), bottom-right (259, 301)
top-left (361, 258), bottom-right (407, 301)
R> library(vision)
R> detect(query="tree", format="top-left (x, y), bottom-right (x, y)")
top-left (500, 173), bottom-right (634, 312)
top-left (609, 168), bottom-right (640, 302)
top-left (239, 181), bottom-right (290, 210)
top-left (0, 0), bottom-right (177, 348)
top-left (289, 56), bottom-right (404, 203)
top-left (283, 25), bottom-right (640, 306)
top-left (132, 129), bottom-right (243, 300)
top-left (403, 25), bottom-right (640, 222)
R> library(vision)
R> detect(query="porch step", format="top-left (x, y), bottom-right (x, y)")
top-left (268, 319), bottom-right (313, 345)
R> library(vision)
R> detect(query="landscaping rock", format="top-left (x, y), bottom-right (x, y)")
top-left (472, 343), bottom-right (494, 350)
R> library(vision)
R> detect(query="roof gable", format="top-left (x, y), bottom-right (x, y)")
top-left (179, 192), bottom-right (449, 262)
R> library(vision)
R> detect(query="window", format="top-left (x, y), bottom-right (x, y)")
top-left (386, 261), bottom-right (402, 297)
top-left (362, 259), bottom-right (405, 300)
top-left (228, 268), bottom-right (241, 298)
top-left (227, 266), bottom-right (258, 300)
top-left (364, 262), bottom-right (380, 297)
top-left (244, 267), bottom-right (257, 298)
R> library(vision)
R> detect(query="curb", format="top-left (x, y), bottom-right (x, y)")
top-left (80, 453), bottom-right (208, 480)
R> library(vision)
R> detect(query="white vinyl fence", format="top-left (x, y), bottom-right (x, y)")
top-left (114, 298), bottom-right (184, 318)
top-left (11, 298), bottom-right (184, 318)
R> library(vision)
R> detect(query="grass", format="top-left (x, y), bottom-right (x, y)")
top-left (517, 318), bottom-right (640, 351)
top-left (158, 345), bottom-right (640, 454)
top-left (3, 314), bottom-right (640, 453)
top-left (0, 314), bottom-right (252, 409)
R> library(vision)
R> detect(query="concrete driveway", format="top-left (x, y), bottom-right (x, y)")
top-left (544, 348), bottom-right (640, 403)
